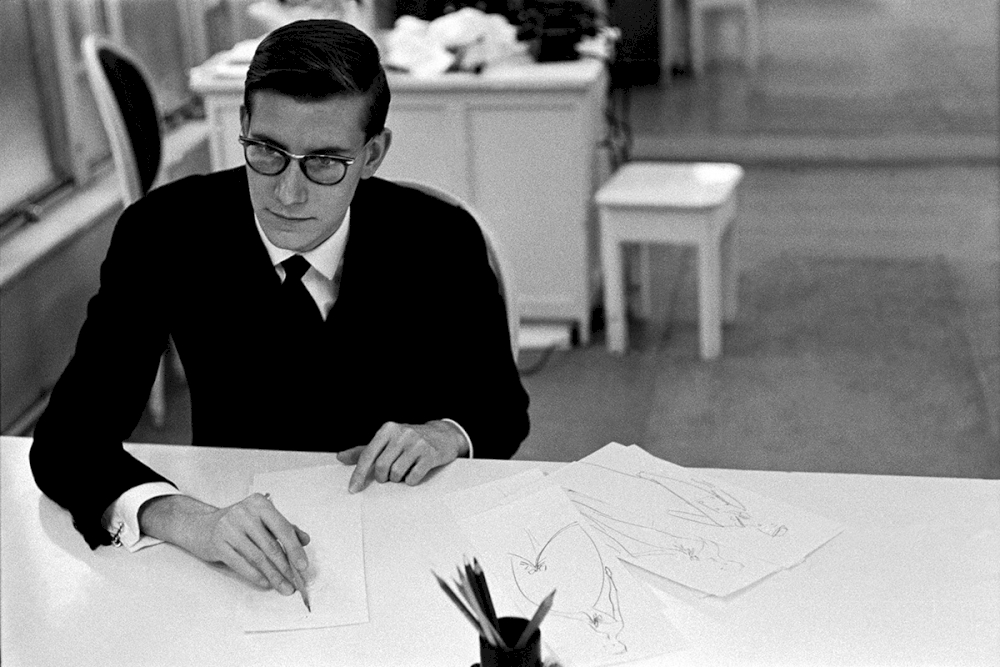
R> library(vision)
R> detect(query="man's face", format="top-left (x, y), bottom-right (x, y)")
top-left (241, 91), bottom-right (390, 253)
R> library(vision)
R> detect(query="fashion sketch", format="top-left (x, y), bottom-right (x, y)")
top-left (636, 471), bottom-right (789, 537)
top-left (509, 522), bottom-right (627, 654)
top-left (566, 490), bottom-right (745, 571)
top-left (576, 462), bottom-right (788, 538)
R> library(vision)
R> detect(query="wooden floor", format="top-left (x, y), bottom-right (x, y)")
top-left (629, 0), bottom-right (998, 163)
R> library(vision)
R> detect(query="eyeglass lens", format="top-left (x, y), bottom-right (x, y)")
top-left (243, 142), bottom-right (349, 185)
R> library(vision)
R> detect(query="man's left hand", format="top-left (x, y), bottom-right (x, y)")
top-left (337, 420), bottom-right (469, 493)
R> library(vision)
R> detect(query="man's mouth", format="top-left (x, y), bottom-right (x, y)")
top-left (269, 210), bottom-right (311, 222)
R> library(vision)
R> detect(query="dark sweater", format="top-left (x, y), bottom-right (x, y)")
top-left (31, 168), bottom-right (530, 547)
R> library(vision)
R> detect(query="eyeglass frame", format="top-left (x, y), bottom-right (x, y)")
top-left (237, 135), bottom-right (371, 186)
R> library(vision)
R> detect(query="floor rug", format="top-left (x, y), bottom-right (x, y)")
top-left (640, 254), bottom-right (999, 478)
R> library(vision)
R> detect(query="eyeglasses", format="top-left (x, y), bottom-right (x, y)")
top-left (238, 136), bottom-right (362, 186)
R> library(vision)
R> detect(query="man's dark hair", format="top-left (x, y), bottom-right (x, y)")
top-left (244, 19), bottom-right (390, 140)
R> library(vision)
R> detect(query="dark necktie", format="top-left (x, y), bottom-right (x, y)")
top-left (280, 255), bottom-right (323, 333)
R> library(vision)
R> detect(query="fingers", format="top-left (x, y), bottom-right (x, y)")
top-left (234, 528), bottom-right (296, 594)
top-left (350, 423), bottom-right (418, 492)
top-left (348, 422), bottom-right (460, 493)
top-left (348, 423), bottom-right (395, 493)
top-left (404, 455), bottom-right (435, 486)
top-left (336, 446), bottom-right (365, 465)
top-left (267, 520), bottom-right (309, 576)
top-left (211, 494), bottom-right (308, 593)
top-left (388, 445), bottom-right (420, 483)
top-left (219, 542), bottom-right (270, 589)
top-left (375, 432), bottom-right (412, 484)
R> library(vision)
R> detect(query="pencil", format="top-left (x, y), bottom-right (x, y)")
top-left (464, 559), bottom-right (491, 626)
top-left (471, 558), bottom-right (500, 630)
top-left (264, 493), bottom-right (310, 612)
top-left (433, 572), bottom-right (485, 637)
top-left (455, 567), bottom-right (506, 648)
top-left (515, 588), bottom-right (555, 650)
top-left (288, 560), bottom-right (311, 613)
top-left (454, 570), bottom-right (495, 644)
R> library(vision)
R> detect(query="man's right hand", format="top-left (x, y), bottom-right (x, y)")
top-left (138, 493), bottom-right (310, 593)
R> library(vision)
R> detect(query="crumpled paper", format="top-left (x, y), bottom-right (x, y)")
top-left (384, 8), bottom-right (527, 76)
top-left (247, 0), bottom-right (376, 40)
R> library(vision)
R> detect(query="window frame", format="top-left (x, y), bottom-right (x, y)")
top-left (1, 0), bottom-right (246, 239)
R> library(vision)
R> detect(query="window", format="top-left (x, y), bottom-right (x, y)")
top-left (0, 0), bottom-right (253, 238)
top-left (0, 1), bottom-right (66, 221)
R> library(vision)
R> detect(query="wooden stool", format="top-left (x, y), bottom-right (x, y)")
top-left (690, 0), bottom-right (761, 75)
top-left (595, 162), bottom-right (744, 359)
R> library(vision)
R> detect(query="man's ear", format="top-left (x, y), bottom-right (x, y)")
top-left (360, 128), bottom-right (392, 180)
top-left (239, 105), bottom-right (249, 133)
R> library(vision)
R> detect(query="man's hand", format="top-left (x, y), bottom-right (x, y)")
top-left (336, 420), bottom-right (469, 493)
top-left (139, 494), bottom-right (310, 593)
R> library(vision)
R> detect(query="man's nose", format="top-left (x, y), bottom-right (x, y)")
top-left (274, 161), bottom-right (308, 205)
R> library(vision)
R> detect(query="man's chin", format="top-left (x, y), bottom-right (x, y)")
top-left (261, 225), bottom-right (320, 253)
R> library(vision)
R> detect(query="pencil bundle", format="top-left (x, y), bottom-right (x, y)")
top-left (433, 556), bottom-right (555, 651)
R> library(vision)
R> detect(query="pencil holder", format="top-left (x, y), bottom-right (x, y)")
top-left (479, 616), bottom-right (542, 667)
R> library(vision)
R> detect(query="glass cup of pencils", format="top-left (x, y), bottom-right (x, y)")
top-left (434, 557), bottom-right (554, 667)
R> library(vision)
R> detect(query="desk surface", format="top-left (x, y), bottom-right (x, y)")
top-left (2, 436), bottom-right (998, 666)
top-left (189, 40), bottom-right (606, 94)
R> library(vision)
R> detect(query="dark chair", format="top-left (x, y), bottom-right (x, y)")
top-left (82, 34), bottom-right (205, 426)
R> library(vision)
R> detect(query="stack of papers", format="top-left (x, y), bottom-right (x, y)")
top-left (447, 473), bottom-right (687, 667)
top-left (549, 444), bottom-right (844, 597)
top-left (442, 442), bottom-right (844, 666)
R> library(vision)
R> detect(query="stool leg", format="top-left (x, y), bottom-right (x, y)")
top-left (691, 7), bottom-right (706, 76)
top-left (744, 2), bottom-right (761, 70)
top-left (696, 240), bottom-right (723, 360)
top-left (579, 310), bottom-right (591, 346)
top-left (636, 244), bottom-right (653, 319)
top-left (721, 221), bottom-right (739, 323)
top-left (601, 227), bottom-right (628, 354)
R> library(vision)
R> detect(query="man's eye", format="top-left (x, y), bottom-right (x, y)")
top-left (309, 156), bottom-right (341, 168)
top-left (248, 143), bottom-right (282, 157)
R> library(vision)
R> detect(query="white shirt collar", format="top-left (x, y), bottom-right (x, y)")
top-left (253, 207), bottom-right (351, 281)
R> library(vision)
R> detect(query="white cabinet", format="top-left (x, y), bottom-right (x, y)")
top-left (191, 54), bottom-right (607, 342)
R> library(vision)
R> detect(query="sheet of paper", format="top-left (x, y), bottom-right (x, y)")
top-left (589, 444), bottom-right (845, 566)
top-left (240, 465), bottom-right (369, 633)
top-left (445, 468), bottom-right (548, 520)
top-left (562, 482), bottom-right (783, 597)
top-left (457, 484), bottom-right (686, 667)
top-left (544, 443), bottom-right (843, 596)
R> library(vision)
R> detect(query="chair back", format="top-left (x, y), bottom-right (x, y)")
top-left (392, 180), bottom-right (520, 363)
top-left (82, 34), bottom-right (162, 205)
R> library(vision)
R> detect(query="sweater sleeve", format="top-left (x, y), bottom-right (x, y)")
top-left (424, 208), bottom-right (530, 458)
top-left (30, 191), bottom-right (178, 548)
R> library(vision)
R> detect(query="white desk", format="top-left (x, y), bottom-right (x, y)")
top-left (190, 48), bottom-right (608, 343)
top-left (2, 435), bottom-right (998, 666)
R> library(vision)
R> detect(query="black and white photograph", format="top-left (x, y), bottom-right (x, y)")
top-left (1, 1), bottom-right (997, 665)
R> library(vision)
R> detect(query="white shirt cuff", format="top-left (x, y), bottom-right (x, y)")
top-left (441, 418), bottom-right (473, 458)
top-left (102, 482), bottom-right (181, 552)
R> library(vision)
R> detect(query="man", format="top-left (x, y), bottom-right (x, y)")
top-left (30, 20), bottom-right (529, 600)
